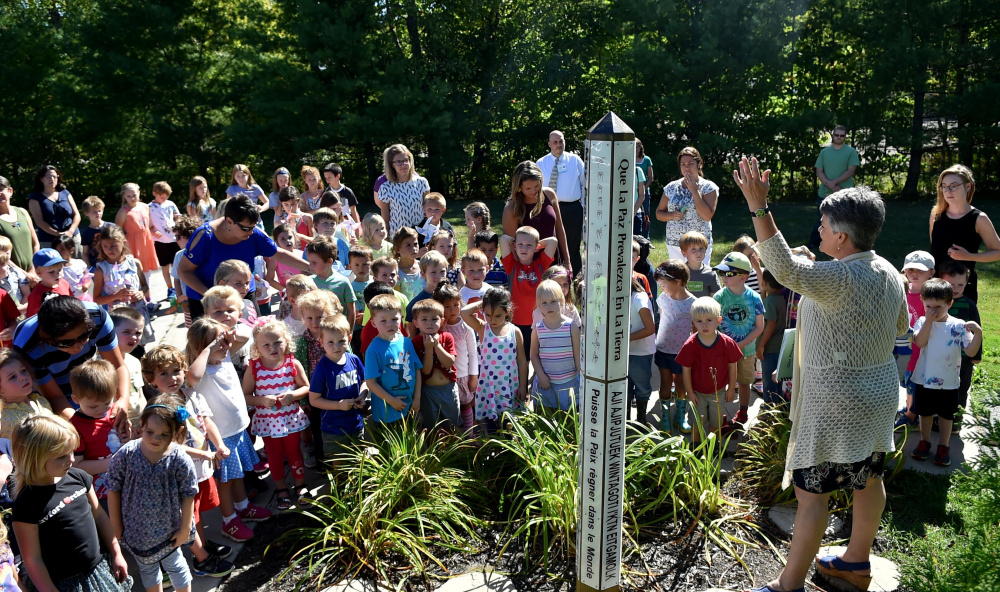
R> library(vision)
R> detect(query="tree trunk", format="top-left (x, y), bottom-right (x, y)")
top-left (902, 89), bottom-right (925, 198)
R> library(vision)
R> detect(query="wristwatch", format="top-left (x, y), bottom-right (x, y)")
top-left (750, 206), bottom-right (771, 218)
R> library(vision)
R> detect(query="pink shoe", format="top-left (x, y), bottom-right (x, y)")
top-left (239, 503), bottom-right (272, 522)
top-left (221, 517), bottom-right (253, 542)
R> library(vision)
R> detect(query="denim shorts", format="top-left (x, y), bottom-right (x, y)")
top-left (534, 375), bottom-right (580, 411)
top-left (654, 351), bottom-right (683, 374)
top-left (136, 547), bottom-right (191, 590)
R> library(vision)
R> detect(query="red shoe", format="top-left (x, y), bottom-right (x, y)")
top-left (732, 409), bottom-right (749, 426)
top-left (221, 517), bottom-right (253, 542)
top-left (933, 445), bottom-right (951, 466)
top-left (912, 440), bottom-right (932, 461)
top-left (239, 503), bottom-right (272, 522)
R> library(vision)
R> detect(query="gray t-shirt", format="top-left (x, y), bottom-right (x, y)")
top-left (687, 262), bottom-right (720, 299)
top-left (763, 292), bottom-right (787, 354)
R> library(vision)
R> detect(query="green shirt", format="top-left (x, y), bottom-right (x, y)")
top-left (312, 273), bottom-right (357, 309)
top-left (815, 144), bottom-right (860, 198)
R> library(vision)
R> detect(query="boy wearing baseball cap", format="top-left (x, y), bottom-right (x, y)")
top-left (26, 248), bottom-right (71, 317)
top-left (712, 251), bottom-right (764, 426)
top-left (894, 250), bottom-right (935, 429)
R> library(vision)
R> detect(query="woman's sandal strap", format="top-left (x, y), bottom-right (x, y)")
top-left (817, 554), bottom-right (872, 572)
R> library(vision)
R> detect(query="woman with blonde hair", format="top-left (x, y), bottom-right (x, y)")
top-left (929, 164), bottom-right (1000, 302)
top-left (374, 144), bottom-right (430, 237)
top-left (501, 161), bottom-right (571, 271)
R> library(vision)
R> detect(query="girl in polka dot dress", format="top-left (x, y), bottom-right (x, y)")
top-left (241, 317), bottom-right (311, 510)
top-left (461, 287), bottom-right (527, 433)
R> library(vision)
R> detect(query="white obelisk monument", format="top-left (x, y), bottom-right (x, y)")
top-left (576, 112), bottom-right (635, 592)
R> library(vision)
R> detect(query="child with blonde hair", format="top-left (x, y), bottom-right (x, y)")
top-left (187, 176), bottom-right (216, 223)
top-left (242, 318), bottom-right (311, 509)
top-left (294, 289), bottom-right (342, 466)
top-left (530, 280), bottom-right (581, 412)
top-left (0, 350), bottom-right (52, 440)
top-left (12, 415), bottom-right (133, 592)
top-left (531, 265), bottom-right (581, 327)
top-left (429, 230), bottom-right (462, 287)
top-left (360, 213), bottom-right (393, 259)
top-left (93, 224), bottom-right (155, 344)
top-left (0, 241), bottom-right (29, 314)
top-left (186, 318), bottom-right (271, 543)
top-left (277, 274), bottom-right (318, 337)
top-left (113, 182), bottom-right (159, 286)
top-left (226, 164), bottom-right (267, 218)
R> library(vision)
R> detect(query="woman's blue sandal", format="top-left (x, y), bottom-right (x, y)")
top-left (815, 554), bottom-right (873, 590)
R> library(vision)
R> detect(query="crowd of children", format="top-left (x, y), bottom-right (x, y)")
top-left (0, 162), bottom-right (987, 591)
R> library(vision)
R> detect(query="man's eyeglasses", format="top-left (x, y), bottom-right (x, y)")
top-left (229, 218), bottom-right (255, 233)
top-left (833, 133), bottom-right (846, 138)
top-left (719, 270), bottom-right (748, 278)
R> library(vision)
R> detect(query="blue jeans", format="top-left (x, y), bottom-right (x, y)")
top-left (761, 352), bottom-right (781, 404)
top-left (136, 547), bottom-right (192, 590)
top-left (627, 354), bottom-right (655, 408)
top-left (534, 375), bottom-right (580, 411)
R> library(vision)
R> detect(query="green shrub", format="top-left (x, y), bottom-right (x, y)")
top-left (270, 423), bottom-right (483, 588)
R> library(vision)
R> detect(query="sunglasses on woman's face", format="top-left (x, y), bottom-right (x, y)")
top-left (720, 270), bottom-right (748, 278)
top-left (47, 328), bottom-right (92, 349)
top-left (229, 218), bottom-right (255, 233)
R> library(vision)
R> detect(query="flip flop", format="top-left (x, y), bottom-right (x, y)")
top-left (815, 554), bottom-right (873, 590)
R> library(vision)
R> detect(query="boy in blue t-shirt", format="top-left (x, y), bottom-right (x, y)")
top-left (308, 314), bottom-right (367, 466)
top-left (364, 293), bottom-right (423, 429)
top-left (712, 252), bottom-right (764, 426)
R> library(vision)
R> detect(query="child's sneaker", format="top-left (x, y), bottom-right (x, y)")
top-left (253, 460), bottom-right (270, 479)
top-left (912, 440), bottom-right (932, 461)
top-left (893, 413), bottom-right (917, 430)
top-left (933, 445), bottom-right (951, 466)
top-left (732, 409), bottom-right (749, 426)
top-left (191, 554), bottom-right (235, 578)
top-left (222, 516), bottom-right (253, 542)
top-left (238, 503), bottom-right (272, 522)
top-left (167, 287), bottom-right (176, 298)
top-left (303, 445), bottom-right (317, 469)
top-left (204, 540), bottom-right (232, 558)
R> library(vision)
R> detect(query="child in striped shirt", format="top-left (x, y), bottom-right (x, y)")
top-left (529, 280), bottom-right (581, 412)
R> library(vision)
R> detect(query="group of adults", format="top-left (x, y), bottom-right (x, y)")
top-left (1, 129), bottom-right (999, 592)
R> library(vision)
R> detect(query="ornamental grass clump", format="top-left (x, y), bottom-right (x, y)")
top-left (271, 422), bottom-right (483, 588)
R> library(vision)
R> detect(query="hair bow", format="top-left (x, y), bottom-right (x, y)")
top-left (254, 315), bottom-right (277, 329)
top-left (147, 404), bottom-right (190, 424)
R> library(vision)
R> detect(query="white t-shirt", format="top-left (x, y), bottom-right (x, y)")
top-left (911, 316), bottom-right (972, 390)
top-left (149, 200), bottom-right (181, 243)
top-left (460, 284), bottom-right (489, 305)
top-left (629, 291), bottom-right (656, 356)
top-left (196, 361), bottom-right (250, 438)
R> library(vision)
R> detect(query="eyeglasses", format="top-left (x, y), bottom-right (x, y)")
top-left (392, 159), bottom-right (410, 166)
top-left (941, 183), bottom-right (966, 193)
top-left (833, 133), bottom-right (846, 138)
top-left (229, 218), bottom-right (255, 232)
top-left (47, 324), bottom-right (93, 349)
top-left (719, 270), bottom-right (748, 277)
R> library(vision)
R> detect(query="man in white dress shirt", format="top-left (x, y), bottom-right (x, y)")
top-left (536, 130), bottom-right (586, 276)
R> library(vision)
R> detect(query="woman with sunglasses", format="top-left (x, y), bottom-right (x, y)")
top-left (734, 157), bottom-right (908, 592)
top-left (929, 164), bottom-right (1000, 303)
top-left (176, 196), bottom-right (310, 321)
top-left (374, 144), bottom-right (430, 238)
top-left (12, 296), bottom-right (133, 430)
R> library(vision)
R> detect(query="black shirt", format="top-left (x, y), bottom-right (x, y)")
top-left (13, 468), bottom-right (102, 582)
top-left (334, 185), bottom-right (359, 210)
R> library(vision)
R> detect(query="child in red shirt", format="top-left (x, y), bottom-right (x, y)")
top-left (410, 299), bottom-right (461, 431)
top-left (675, 297), bottom-right (743, 443)
top-left (69, 359), bottom-right (126, 502)
top-left (27, 248), bottom-right (72, 317)
top-left (500, 226), bottom-right (558, 348)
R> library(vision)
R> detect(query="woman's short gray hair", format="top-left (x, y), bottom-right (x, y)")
top-left (820, 186), bottom-right (885, 252)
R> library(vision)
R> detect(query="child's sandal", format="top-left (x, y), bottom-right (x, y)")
top-left (814, 555), bottom-right (873, 591)
top-left (296, 486), bottom-right (312, 504)
top-left (275, 489), bottom-right (293, 511)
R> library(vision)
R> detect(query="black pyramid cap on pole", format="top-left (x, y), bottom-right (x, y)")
top-left (587, 111), bottom-right (635, 140)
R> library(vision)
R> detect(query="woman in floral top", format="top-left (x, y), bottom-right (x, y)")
top-left (655, 146), bottom-right (720, 262)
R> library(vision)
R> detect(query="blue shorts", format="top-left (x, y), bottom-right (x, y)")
top-left (654, 351), bottom-right (683, 374)
top-left (533, 375), bottom-right (580, 411)
top-left (213, 431), bottom-right (260, 483)
top-left (420, 382), bottom-right (462, 429)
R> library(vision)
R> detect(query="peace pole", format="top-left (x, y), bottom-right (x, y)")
top-left (577, 112), bottom-right (635, 592)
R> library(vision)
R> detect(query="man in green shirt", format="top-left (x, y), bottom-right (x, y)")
top-left (809, 125), bottom-right (860, 247)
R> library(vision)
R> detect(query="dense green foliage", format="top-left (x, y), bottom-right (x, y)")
top-left (1, 0), bottom-right (997, 203)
